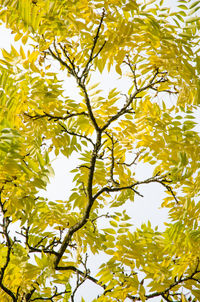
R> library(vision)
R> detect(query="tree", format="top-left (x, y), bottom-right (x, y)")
top-left (0, 0), bottom-right (200, 301)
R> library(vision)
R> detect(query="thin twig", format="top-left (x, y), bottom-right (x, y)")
top-left (59, 122), bottom-right (94, 146)
top-left (101, 75), bottom-right (168, 131)
top-left (0, 193), bottom-right (17, 301)
top-left (118, 151), bottom-right (142, 167)
top-left (93, 174), bottom-right (176, 202)
top-left (105, 131), bottom-right (119, 186)
top-left (24, 111), bottom-right (87, 121)
top-left (81, 9), bottom-right (106, 82)
top-left (124, 56), bottom-right (138, 90)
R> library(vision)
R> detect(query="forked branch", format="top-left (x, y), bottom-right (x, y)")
top-left (101, 72), bottom-right (168, 131)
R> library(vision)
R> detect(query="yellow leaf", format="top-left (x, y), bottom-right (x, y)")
top-left (181, 293), bottom-right (187, 302)
top-left (22, 35), bottom-right (28, 45)
top-left (115, 64), bottom-right (122, 75)
top-left (20, 46), bottom-right (26, 59)
top-left (14, 32), bottom-right (23, 41)
top-left (29, 50), bottom-right (40, 63)
top-left (30, 62), bottom-right (40, 73)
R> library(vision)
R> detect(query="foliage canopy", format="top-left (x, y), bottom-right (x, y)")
top-left (0, 0), bottom-right (200, 301)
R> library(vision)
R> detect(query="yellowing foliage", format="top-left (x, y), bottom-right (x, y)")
top-left (0, 0), bottom-right (199, 301)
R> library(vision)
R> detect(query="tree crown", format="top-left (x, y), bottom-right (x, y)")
top-left (0, 0), bottom-right (200, 301)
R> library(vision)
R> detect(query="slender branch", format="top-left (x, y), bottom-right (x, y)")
top-left (71, 255), bottom-right (89, 302)
top-left (71, 273), bottom-right (83, 302)
top-left (90, 40), bottom-right (106, 63)
top-left (90, 213), bottom-right (111, 223)
top-left (128, 260), bottom-right (200, 301)
top-left (78, 81), bottom-right (100, 131)
top-left (34, 235), bottom-right (48, 248)
top-left (58, 43), bottom-right (78, 77)
top-left (48, 12), bottom-right (106, 132)
top-left (101, 75), bottom-right (167, 131)
top-left (78, 181), bottom-right (87, 197)
top-left (93, 174), bottom-right (174, 201)
top-left (131, 187), bottom-right (144, 197)
top-left (118, 151), bottom-right (142, 167)
top-left (59, 122), bottom-right (94, 146)
top-left (18, 227), bottom-right (59, 256)
top-left (124, 56), bottom-right (138, 90)
top-left (162, 183), bottom-right (179, 204)
top-left (150, 86), bottom-right (178, 94)
top-left (90, 213), bottom-right (112, 232)
top-left (105, 132), bottom-right (119, 186)
top-left (50, 9), bottom-right (106, 84)
top-left (54, 131), bottom-right (102, 267)
top-left (56, 265), bottom-right (106, 290)
top-left (24, 111), bottom-right (87, 121)
top-left (30, 287), bottom-right (70, 301)
top-left (81, 9), bottom-right (106, 82)
top-left (149, 68), bottom-right (160, 84)
top-left (48, 45), bottom-right (74, 75)
top-left (0, 193), bottom-right (17, 301)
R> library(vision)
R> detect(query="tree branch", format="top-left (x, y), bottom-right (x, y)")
top-left (93, 174), bottom-right (175, 201)
top-left (54, 131), bottom-right (102, 267)
top-left (118, 151), bottom-right (142, 167)
top-left (56, 265), bottom-right (106, 290)
top-left (78, 81), bottom-right (100, 131)
top-left (48, 12), bottom-right (106, 132)
top-left (0, 193), bottom-right (17, 301)
top-left (128, 259), bottom-right (200, 301)
top-left (18, 227), bottom-right (59, 256)
top-left (81, 9), bottom-right (106, 82)
top-left (101, 71), bottom-right (168, 131)
top-left (59, 122), bottom-right (94, 146)
top-left (24, 111), bottom-right (87, 121)
top-left (124, 56), bottom-right (138, 90)
top-left (30, 287), bottom-right (70, 301)
top-left (105, 132), bottom-right (120, 186)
